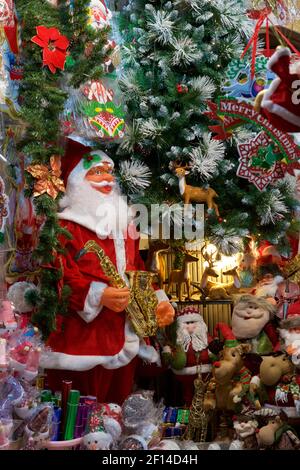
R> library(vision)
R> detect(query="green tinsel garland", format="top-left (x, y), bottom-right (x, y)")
top-left (16, 0), bottom-right (111, 337)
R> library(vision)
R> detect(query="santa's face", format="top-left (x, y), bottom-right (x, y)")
top-left (184, 322), bottom-right (198, 335)
top-left (255, 274), bottom-right (283, 299)
top-left (232, 299), bottom-right (270, 339)
top-left (85, 163), bottom-right (115, 195)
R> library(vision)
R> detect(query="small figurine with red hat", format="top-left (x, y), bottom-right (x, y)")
top-left (162, 306), bottom-right (217, 405)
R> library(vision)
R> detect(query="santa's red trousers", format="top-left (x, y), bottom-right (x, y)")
top-left (46, 358), bottom-right (137, 405)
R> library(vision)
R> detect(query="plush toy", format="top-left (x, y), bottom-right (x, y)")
top-left (82, 403), bottom-right (122, 450)
top-left (250, 352), bottom-right (298, 414)
top-left (162, 306), bottom-right (215, 405)
top-left (231, 295), bottom-right (280, 355)
top-left (255, 47), bottom-right (300, 133)
top-left (204, 324), bottom-right (251, 412)
top-left (229, 415), bottom-right (258, 450)
top-left (256, 413), bottom-right (300, 450)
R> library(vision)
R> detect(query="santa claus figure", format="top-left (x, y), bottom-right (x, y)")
top-left (163, 306), bottom-right (213, 405)
top-left (280, 301), bottom-right (300, 369)
top-left (253, 255), bottom-right (284, 302)
top-left (231, 295), bottom-right (280, 355)
top-left (257, 47), bottom-right (300, 133)
top-left (42, 139), bottom-right (174, 403)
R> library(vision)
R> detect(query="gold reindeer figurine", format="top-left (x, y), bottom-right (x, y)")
top-left (199, 245), bottom-right (241, 300)
top-left (168, 249), bottom-right (199, 301)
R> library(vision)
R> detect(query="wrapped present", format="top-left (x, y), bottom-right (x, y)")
top-left (162, 406), bottom-right (178, 424)
top-left (177, 408), bottom-right (190, 425)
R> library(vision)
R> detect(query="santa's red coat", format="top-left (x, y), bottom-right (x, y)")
top-left (42, 221), bottom-right (159, 372)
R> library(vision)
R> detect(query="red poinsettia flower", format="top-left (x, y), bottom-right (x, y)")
top-left (31, 25), bottom-right (69, 74)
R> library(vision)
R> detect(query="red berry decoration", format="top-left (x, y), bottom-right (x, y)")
top-left (176, 83), bottom-right (188, 93)
top-left (218, 217), bottom-right (223, 223)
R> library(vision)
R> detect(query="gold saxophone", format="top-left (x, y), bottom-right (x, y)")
top-left (77, 240), bottom-right (158, 338)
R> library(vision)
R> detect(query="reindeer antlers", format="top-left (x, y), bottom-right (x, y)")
top-left (170, 159), bottom-right (191, 171)
top-left (201, 243), bottom-right (217, 268)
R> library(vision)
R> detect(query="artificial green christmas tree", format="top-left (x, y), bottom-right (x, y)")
top-left (117, 0), bottom-right (300, 256)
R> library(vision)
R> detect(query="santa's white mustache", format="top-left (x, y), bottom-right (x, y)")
top-left (90, 180), bottom-right (115, 188)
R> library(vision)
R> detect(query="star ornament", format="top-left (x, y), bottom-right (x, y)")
top-left (31, 26), bottom-right (69, 74)
top-left (237, 131), bottom-right (285, 191)
top-left (26, 155), bottom-right (65, 199)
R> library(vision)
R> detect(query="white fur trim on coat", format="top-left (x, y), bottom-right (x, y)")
top-left (40, 321), bottom-right (157, 371)
top-left (77, 281), bottom-right (107, 323)
top-left (172, 363), bottom-right (211, 376)
top-left (177, 313), bottom-right (202, 323)
top-left (267, 47), bottom-right (290, 69)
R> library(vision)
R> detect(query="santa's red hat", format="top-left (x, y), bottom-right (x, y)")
top-left (214, 323), bottom-right (238, 348)
top-left (280, 301), bottom-right (300, 329)
top-left (61, 138), bottom-right (114, 187)
top-left (261, 47), bottom-right (300, 133)
top-left (177, 306), bottom-right (202, 324)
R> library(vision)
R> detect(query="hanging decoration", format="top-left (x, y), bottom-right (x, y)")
top-left (205, 98), bottom-right (300, 166)
top-left (26, 156), bottom-right (65, 199)
top-left (0, 176), bottom-right (9, 244)
top-left (255, 47), bottom-right (300, 133)
top-left (222, 55), bottom-right (275, 99)
top-left (63, 78), bottom-right (125, 142)
top-left (242, 4), bottom-right (300, 78)
top-left (88, 0), bottom-right (112, 30)
top-left (31, 25), bottom-right (69, 74)
top-left (0, 0), bottom-right (23, 119)
top-left (237, 131), bottom-right (285, 190)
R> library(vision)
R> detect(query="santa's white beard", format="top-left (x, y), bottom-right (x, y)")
top-left (59, 178), bottom-right (132, 238)
top-left (177, 321), bottom-right (208, 352)
top-left (255, 275), bottom-right (283, 298)
top-left (280, 329), bottom-right (300, 346)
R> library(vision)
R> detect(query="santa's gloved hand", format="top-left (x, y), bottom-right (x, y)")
top-left (155, 301), bottom-right (175, 328)
top-left (101, 287), bottom-right (130, 313)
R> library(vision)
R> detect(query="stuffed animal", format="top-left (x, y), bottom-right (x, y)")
top-left (204, 324), bottom-right (251, 412)
top-left (256, 413), bottom-right (300, 450)
top-left (82, 403), bottom-right (122, 450)
top-left (231, 295), bottom-right (280, 355)
top-left (250, 352), bottom-right (298, 413)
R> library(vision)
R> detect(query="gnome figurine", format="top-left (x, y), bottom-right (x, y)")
top-left (82, 403), bottom-right (122, 450)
